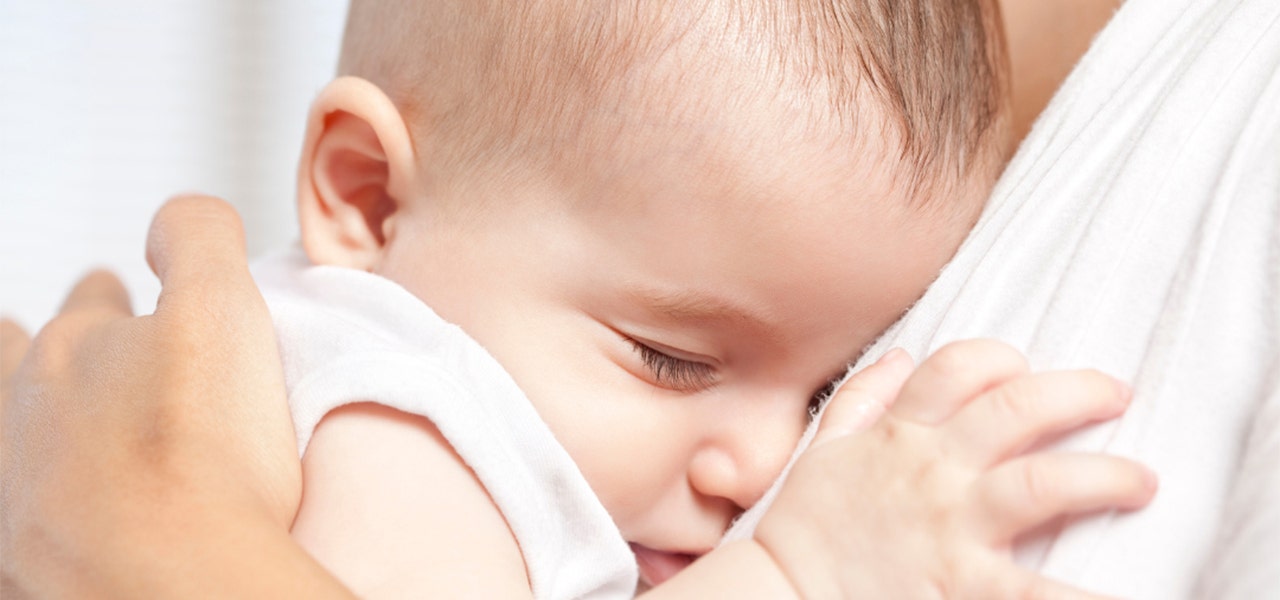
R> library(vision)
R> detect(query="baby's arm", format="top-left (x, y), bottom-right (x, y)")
top-left (290, 403), bottom-right (532, 597)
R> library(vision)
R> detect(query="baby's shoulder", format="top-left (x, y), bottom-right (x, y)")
top-left (292, 402), bottom-right (532, 597)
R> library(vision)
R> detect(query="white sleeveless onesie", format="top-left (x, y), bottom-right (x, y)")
top-left (253, 248), bottom-right (638, 599)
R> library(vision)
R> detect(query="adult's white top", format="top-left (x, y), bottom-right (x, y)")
top-left (733, 0), bottom-right (1280, 597)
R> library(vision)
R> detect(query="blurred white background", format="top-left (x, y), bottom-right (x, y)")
top-left (0, 1), bottom-right (349, 330)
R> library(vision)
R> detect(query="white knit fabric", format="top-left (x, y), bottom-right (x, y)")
top-left (729, 0), bottom-right (1280, 598)
top-left (253, 248), bottom-right (637, 600)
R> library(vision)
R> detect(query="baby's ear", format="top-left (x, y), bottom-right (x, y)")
top-left (297, 76), bottom-right (417, 270)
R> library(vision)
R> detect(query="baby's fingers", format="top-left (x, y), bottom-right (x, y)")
top-left (812, 348), bottom-right (913, 448)
top-left (975, 453), bottom-right (1157, 544)
top-left (942, 369), bottom-right (1130, 466)
top-left (892, 339), bottom-right (1028, 425)
top-left (994, 569), bottom-right (1121, 600)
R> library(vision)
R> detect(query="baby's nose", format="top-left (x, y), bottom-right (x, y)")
top-left (686, 405), bottom-right (806, 510)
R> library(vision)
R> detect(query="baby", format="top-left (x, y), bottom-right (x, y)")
top-left (254, 0), bottom-right (1151, 597)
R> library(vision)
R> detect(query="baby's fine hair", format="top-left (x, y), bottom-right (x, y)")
top-left (340, 0), bottom-right (1008, 203)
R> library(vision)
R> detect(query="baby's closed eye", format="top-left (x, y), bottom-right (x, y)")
top-left (624, 337), bottom-right (718, 392)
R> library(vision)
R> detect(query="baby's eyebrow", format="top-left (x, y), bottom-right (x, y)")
top-left (625, 286), bottom-right (784, 344)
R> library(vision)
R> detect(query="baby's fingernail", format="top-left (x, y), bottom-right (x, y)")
top-left (878, 348), bottom-right (911, 367)
top-left (1142, 467), bottom-right (1159, 493)
top-left (1114, 378), bottom-right (1133, 407)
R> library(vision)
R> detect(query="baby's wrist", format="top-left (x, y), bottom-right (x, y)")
top-left (753, 509), bottom-right (845, 599)
top-left (727, 539), bottom-right (804, 600)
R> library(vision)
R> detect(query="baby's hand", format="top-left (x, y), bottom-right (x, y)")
top-left (756, 340), bottom-right (1155, 599)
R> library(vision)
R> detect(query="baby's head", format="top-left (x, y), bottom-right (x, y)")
top-left (297, 0), bottom-right (1007, 585)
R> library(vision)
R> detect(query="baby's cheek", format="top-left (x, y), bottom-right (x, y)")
top-left (575, 437), bottom-right (674, 529)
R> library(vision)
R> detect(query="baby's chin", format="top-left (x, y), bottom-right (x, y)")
top-left (629, 542), bottom-right (701, 588)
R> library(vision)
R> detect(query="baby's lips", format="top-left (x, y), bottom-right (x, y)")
top-left (629, 543), bottom-right (698, 587)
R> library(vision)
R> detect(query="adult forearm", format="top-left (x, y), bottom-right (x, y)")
top-left (6, 500), bottom-right (351, 599)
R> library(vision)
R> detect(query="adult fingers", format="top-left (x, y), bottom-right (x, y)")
top-left (941, 369), bottom-right (1131, 466)
top-left (144, 195), bottom-right (297, 525)
top-left (146, 195), bottom-right (258, 317)
top-left (1, 318), bottom-right (32, 389)
top-left (891, 339), bottom-right (1029, 425)
top-left (974, 453), bottom-right (1157, 544)
top-left (812, 348), bottom-right (914, 448)
top-left (56, 269), bottom-right (133, 318)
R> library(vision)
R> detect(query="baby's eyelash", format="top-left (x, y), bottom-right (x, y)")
top-left (808, 378), bottom-right (839, 418)
top-left (625, 338), bottom-right (717, 392)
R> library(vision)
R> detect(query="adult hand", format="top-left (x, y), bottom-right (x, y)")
top-left (0, 196), bottom-right (350, 598)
